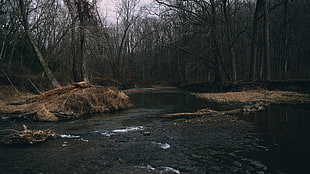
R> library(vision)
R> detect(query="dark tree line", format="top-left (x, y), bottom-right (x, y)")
top-left (0, 0), bottom-right (309, 88)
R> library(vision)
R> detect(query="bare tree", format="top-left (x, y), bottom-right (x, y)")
top-left (18, 0), bottom-right (61, 88)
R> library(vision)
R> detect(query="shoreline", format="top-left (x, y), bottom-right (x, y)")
top-left (193, 89), bottom-right (310, 105)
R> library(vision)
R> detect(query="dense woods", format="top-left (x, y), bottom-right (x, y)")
top-left (0, 0), bottom-right (309, 88)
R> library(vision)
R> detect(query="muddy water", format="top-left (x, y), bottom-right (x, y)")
top-left (0, 90), bottom-right (309, 174)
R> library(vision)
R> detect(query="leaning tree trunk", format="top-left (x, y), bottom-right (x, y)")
top-left (27, 32), bottom-right (61, 88)
top-left (19, 0), bottom-right (61, 89)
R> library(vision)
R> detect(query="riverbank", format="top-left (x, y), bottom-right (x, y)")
top-left (180, 80), bottom-right (310, 94)
top-left (193, 89), bottom-right (310, 104)
top-left (0, 83), bottom-right (132, 122)
top-left (0, 85), bottom-right (309, 173)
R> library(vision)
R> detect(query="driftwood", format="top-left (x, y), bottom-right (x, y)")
top-left (1, 125), bottom-right (57, 145)
top-left (161, 108), bottom-right (241, 119)
top-left (27, 81), bottom-right (89, 102)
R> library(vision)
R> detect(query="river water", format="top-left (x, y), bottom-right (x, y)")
top-left (0, 89), bottom-right (309, 174)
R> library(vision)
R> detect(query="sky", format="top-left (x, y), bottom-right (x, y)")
top-left (98, 0), bottom-right (153, 23)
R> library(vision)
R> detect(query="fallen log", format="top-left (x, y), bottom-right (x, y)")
top-left (161, 108), bottom-right (241, 119)
top-left (27, 81), bottom-right (89, 102)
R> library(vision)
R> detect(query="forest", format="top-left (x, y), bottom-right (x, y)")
top-left (0, 0), bottom-right (309, 89)
top-left (1, 1), bottom-right (310, 173)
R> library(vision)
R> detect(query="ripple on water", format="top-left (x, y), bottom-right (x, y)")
top-left (112, 126), bottom-right (144, 133)
top-left (135, 165), bottom-right (180, 174)
top-left (93, 126), bottom-right (144, 137)
top-left (60, 134), bottom-right (89, 143)
top-left (151, 142), bottom-right (171, 149)
top-left (60, 134), bottom-right (80, 138)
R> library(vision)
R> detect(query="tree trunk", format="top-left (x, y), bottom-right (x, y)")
top-left (263, 0), bottom-right (271, 80)
top-left (76, 0), bottom-right (89, 83)
top-left (249, 0), bottom-right (263, 81)
top-left (0, 35), bottom-right (6, 61)
top-left (283, 0), bottom-right (289, 79)
top-left (210, 0), bottom-right (224, 85)
top-left (19, 0), bottom-right (61, 88)
top-left (222, 0), bottom-right (237, 82)
top-left (64, 0), bottom-right (81, 82)
top-left (79, 27), bottom-right (88, 82)
top-left (27, 32), bottom-right (61, 88)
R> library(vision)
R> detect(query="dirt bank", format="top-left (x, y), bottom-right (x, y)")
top-left (0, 83), bottom-right (132, 121)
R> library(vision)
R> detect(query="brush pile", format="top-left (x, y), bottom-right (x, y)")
top-left (1, 125), bottom-right (56, 145)
top-left (0, 82), bottom-right (132, 121)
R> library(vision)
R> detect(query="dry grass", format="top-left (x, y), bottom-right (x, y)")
top-left (194, 89), bottom-right (310, 104)
top-left (0, 84), bottom-right (132, 121)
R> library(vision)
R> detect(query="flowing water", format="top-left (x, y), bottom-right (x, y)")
top-left (0, 89), bottom-right (309, 174)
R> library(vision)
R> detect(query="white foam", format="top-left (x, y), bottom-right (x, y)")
top-left (93, 130), bottom-right (115, 137)
top-left (136, 165), bottom-right (180, 174)
top-left (152, 142), bottom-right (171, 149)
top-left (79, 138), bottom-right (89, 142)
top-left (112, 126), bottom-right (144, 133)
top-left (60, 134), bottom-right (80, 138)
top-left (250, 160), bottom-right (267, 170)
top-left (62, 141), bottom-right (68, 147)
top-left (0, 116), bottom-right (9, 121)
top-left (94, 126), bottom-right (144, 137)
top-left (159, 167), bottom-right (180, 174)
top-left (136, 165), bottom-right (155, 171)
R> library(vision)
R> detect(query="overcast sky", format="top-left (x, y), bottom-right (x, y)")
top-left (98, 0), bottom-right (153, 23)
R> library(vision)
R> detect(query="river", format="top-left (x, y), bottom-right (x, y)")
top-left (0, 89), bottom-right (309, 174)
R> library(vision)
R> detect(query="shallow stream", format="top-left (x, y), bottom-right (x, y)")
top-left (0, 89), bottom-right (309, 173)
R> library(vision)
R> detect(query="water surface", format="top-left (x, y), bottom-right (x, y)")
top-left (0, 90), bottom-right (309, 173)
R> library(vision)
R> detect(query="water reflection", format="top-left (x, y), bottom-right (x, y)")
top-left (239, 104), bottom-right (310, 174)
